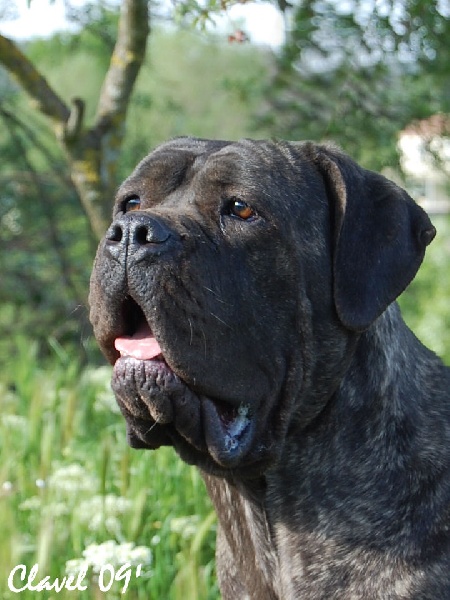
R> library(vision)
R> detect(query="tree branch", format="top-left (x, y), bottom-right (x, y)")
top-left (0, 0), bottom-right (151, 242)
top-left (95, 0), bottom-right (150, 129)
top-left (0, 34), bottom-right (70, 125)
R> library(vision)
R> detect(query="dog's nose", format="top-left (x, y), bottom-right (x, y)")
top-left (104, 212), bottom-right (173, 262)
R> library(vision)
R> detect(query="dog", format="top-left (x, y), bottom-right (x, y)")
top-left (89, 137), bottom-right (450, 599)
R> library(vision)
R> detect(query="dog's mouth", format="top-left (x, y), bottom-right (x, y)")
top-left (115, 318), bottom-right (163, 361)
top-left (110, 297), bottom-right (257, 471)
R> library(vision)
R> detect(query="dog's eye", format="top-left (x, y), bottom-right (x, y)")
top-left (227, 199), bottom-right (257, 221)
top-left (123, 196), bottom-right (141, 213)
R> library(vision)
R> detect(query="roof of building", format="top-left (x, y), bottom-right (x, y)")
top-left (401, 113), bottom-right (450, 137)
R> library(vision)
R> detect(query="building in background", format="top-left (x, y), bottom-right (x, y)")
top-left (398, 114), bottom-right (450, 214)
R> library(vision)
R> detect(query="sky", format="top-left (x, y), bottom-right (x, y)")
top-left (0, 0), bottom-right (285, 46)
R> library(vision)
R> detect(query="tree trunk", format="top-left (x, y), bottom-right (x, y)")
top-left (0, 0), bottom-right (150, 240)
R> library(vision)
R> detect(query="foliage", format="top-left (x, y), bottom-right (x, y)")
top-left (120, 27), bottom-right (272, 177)
top-left (0, 104), bottom-right (96, 360)
top-left (0, 0), bottom-right (150, 239)
top-left (0, 340), bottom-right (218, 599)
top-left (264, 0), bottom-right (450, 170)
top-left (170, 0), bottom-right (251, 29)
top-left (399, 215), bottom-right (450, 365)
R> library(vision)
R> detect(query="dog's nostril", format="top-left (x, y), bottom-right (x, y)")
top-left (135, 225), bottom-right (149, 246)
top-left (107, 224), bottom-right (123, 243)
top-left (132, 220), bottom-right (170, 245)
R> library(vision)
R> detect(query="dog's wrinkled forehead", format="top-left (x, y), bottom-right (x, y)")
top-left (116, 137), bottom-right (305, 208)
top-left (118, 138), bottom-right (230, 198)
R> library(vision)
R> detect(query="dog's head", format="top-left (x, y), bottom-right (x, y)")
top-left (89, 137), bottom-right (435, 477)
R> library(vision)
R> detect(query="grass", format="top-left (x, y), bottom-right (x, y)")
top-left (0, 337), bottom-right (219, 600)
top-left (398, 214), bottom-right (450, 365)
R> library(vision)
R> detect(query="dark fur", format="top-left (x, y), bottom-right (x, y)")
top-left (89, 138), bottom-right (450, 599)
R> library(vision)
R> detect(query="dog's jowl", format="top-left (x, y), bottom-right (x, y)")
top-left (89, 138), bottom-right (450, 599)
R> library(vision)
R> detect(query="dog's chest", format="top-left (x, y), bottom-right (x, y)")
top-left (204, 469), bottom-right (446, 600)
top-left (203, 475), bottom-right (281, 598)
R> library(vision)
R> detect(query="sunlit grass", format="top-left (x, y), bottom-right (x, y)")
top-left (0, 339), bottom-right (219, 599)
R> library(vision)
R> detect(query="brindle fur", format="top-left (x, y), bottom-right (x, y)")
top-left (90, 138), bottom-right (450, 599)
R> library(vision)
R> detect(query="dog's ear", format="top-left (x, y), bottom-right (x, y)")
top-left (311, 144), bottom-right (436, 332)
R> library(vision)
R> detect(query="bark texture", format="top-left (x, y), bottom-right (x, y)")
top-left (0, 0), bottom-right (150, 240)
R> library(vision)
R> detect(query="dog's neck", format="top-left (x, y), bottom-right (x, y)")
top-left (202, 472), bottom-right (280, 597)
top-left (201, 303), bottom-right (450, 597)
top-left (337, 302), bottom-right (448, 429)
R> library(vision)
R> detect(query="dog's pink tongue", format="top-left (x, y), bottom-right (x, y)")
top-left (114, 323), bottom-right (162, 360)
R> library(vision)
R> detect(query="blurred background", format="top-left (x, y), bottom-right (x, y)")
top-left (0, 1), bottom-right (449, 598)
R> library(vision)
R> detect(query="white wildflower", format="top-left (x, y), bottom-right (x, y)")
top-left (81, 540), bottom-right (152, 573)
top-left (1, 481), bottom-right (14, 494)
top-left (81, 366), bottom-right (112, 387)
top-left (19, 496), bottom-right (42, 511)
top-left (170, 515), bottom-right (200, 540)
top-left (47, 463), bottom-right (98, 495)
top-left (75, 494), bottom-right (132, 532)
top-left (17, 534), bottom-right (36, 554)
top-left (87, 514), bottom-right (121, 536)
top-left (0, 383), bottom-right (18, 406)
top-left (77, 494), bottom-right (132, 517)
top-left (20, 495), bottom-right (69, 518)
top-left (65, 558), bottom-right (89, 577)
top-left (42, 502), bottom-right (70, 518)
top-left (94, 392), bottom-right (121, 414)
top-left (1, 414), bottom-right (27, 431)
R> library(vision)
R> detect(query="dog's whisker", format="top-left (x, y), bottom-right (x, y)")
top-left (70, 303), bottom-right (87, 316)
top-left (144, 419), bottom-right (159, 436)
top-left (202, 285), bottom-right (231, 305)
top-left (188, 317), bottom-right (194, 347)
top-left (200, 327), bottom-right (207, 359)
top-left (209, 311), bottom-right (232, 329)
